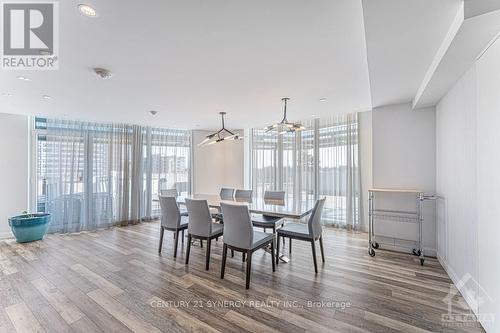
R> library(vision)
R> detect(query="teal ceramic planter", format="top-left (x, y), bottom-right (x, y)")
top-left (8, 213), bottom-right (51, 243)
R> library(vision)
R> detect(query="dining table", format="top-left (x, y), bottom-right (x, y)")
top-left (176, 194), bottom-right (315, 219)
top-left (176, 194), bottom-right (316, 263)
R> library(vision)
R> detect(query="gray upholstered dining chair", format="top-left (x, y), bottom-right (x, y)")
top-left (220, 187), bottom-right (235, 200)
top-left (158, 196), bottom-right (189, 258)
top-left (184, 199), bottom-right (223, 270)
top-left (159, 188), bottom-right (188, 216)
top-left (263, 190), bottom-right (285, 201)
top-left (220, 203), bottom-right (275, 289)
top-left (234, 189), bottom-right (253, 201)
top-left (252, 190), bottom-right (286, 234)
top-left (213, 187), bottom-right (236, 222)
top-left (276, 198), bottom-right (326, 273)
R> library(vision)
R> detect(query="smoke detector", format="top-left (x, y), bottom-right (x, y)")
top-left (93, 68), bottom-right (112, 79)
top-left (149, 110), bottom-right (158, 116)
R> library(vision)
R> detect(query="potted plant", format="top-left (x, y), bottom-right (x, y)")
top-left (8, 211), bottom-right (51, 243)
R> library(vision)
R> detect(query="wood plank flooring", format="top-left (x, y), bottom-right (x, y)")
top-left (0, 221), bottom-right (484, 333)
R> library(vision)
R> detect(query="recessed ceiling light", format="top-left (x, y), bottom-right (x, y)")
top-left (78, 4), bottom-right (97, 17)
top-left (42, 95), bottom-right (51, 100)
top-left (17, 76), bottom-right (31, 81)
top-left (319, 98), bottom-right (327, 102)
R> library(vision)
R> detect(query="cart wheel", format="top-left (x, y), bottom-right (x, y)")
top-left (372, 242), bottom-right (379, 249)
top-left (368, 248), bottom-right (376, 257)
top-left (412, 249), bottom-right (421, 256)
top-left (420, 258), bottom-right (425, 266)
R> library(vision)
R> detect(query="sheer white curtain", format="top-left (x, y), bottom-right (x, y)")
top-left (40, 118), bottom-right (191, 233)
top-left (147, 127), bottom-right (191, 217)
top-left (249, 113), bottom-right (361, 229)
top-left (251, 130), bottom-right (278, 197)
top-left (317, 113), bottom-right (360, 229)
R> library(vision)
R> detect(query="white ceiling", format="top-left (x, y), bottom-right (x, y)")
top-left (362, 0), bottom-right (462, 108)
top-left (1, 0), bottom-right (489, 129)
top-left (0, 0), bottom-right (371, 130)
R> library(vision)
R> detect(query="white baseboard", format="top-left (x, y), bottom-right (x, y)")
top-left (437, 253), bottom-right (479, 316)
top-left (0, 231), bottom-right (13, 240)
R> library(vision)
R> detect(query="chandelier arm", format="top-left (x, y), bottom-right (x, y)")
top-left (281, 97), bottom-right (289, 123)
top-left (221, 112), bottom-right (226, 130)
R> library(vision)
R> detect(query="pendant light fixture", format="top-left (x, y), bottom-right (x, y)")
top-left (265, 97), bottom-right (305, 134)
top-left (198, 112), bottom-right (242, 147)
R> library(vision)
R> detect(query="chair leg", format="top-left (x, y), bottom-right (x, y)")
top-left (200, 240), bottom-right (203, 248)
top-left (245, 251), bottom-right (253, 289)
top-left (319, 235), bottom-right (325, 262)
top-left (271, 239), bottom-right (276, 272)
top-left (264, 228), bottom-right (266, 233)
top-left (242, 252), bottom-right (246, 262)
top-left (185, 234), bottom-right (192, 264)
top-left (276, 234), bottom-right (281, 265)
top-left (311, 240), bottom-right (318, 274)
top-left (158, 226), bottom-right (164, 253)
top-left (231, 249), bottom-right (234, 258)
top-left (173, 229), bottom-right (180, 258)
top-left (221, 244), bottom-right (228, 279)
top-left (289, 238), bottom-right (292, 254)
top-left (205, 239), bottom-right (211, 270)
top-left (182, 229), bottom-right (184, 243)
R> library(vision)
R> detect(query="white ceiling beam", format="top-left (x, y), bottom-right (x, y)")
top-left (465, 0), bottom-right (500, 18)
top-left (413, 1), bottom-right (500, 109)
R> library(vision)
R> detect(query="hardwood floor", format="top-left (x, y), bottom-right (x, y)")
top-left (0, 222), bottom-right (484, 333)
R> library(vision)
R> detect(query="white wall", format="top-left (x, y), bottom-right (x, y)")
top-left (436, 65), bottom-right (479, 311)
top-left (0, 113), bottom-right (30, 239)
top-left (192, 130), bottom-right (244, 195)
top-left (436, 36), bottom-right (500, 332)
top-left (371, 103), bottom-right (437, 256)
top-left (476, 37), bottom-right (500, 333)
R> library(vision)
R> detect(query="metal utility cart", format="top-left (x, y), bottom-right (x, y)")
top-left (368, 188), bottom-right (433, 266)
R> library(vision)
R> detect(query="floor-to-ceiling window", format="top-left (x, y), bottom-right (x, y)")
top-left (148, 127), bottom-right (191, 216)
top-left (251, 129), bottom-right (278, 198)
top-left (249, 113), bottom-right (360, 228)
top-left (34, 117), bottom-right (191, 233)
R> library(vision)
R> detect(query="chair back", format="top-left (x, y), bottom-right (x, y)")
top-left (235, 189), bottom-right (253, 201)
top-left (308, 198), bottom-right (326, 238)
top-left (185, 199), bottom-right (212, 237)
top-left (160, 188), bottom-right (178, 197)
top-left (159, 196), bottom-right (181, 228)
top-left (220, 203), bottom-right (253, 249)
top-left (220, 187), bottom-right (235, 200)
top-left (264, 190), bottom-right (285, 201)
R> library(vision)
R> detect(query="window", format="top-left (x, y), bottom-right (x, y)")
top-left (249, 114), bottom-right (360, 228)
top-left (148, 127), bottom-right (191, 216)
top-left (34, 117), bottom-right (191, 232)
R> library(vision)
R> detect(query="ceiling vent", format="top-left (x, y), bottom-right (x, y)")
top-left (93, 68), bottom-right (113, 79)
